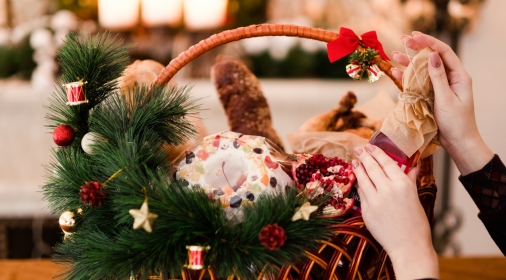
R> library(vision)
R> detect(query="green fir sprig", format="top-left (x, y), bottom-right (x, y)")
top-left (348, 47), bottom-right (379, 66)
top-left (53, 182), bottom-right (336, 280)
top-left (45, 31), bottom-right (130, 141)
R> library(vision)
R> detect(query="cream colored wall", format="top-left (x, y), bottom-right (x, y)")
top-left (449, 0), bottom-right (505, 256)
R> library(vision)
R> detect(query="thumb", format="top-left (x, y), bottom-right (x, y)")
top-left (407, 164), bottom-right (420, 184)
top-left (428, 51), bottom-right (453, 103)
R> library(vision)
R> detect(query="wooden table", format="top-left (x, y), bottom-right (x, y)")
top-left (438, 257), bottom-right (506, 280)
top-left (0, 257), bottom-right (505, 279)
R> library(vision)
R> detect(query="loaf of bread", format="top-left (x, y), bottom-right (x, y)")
top-left (298, 91), bottom-right (380, 139)
top-left (210, 55), bottom-right (285, 151)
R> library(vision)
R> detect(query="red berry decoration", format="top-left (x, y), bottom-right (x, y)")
top-left (79, 181), bottom-right (106, 207)
top-left (53, 124), bottom-right (76, 146)
top-left (258, 224), bottom-right (287, 250)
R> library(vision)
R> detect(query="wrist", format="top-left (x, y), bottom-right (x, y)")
top-left (444, 134), bottom-right (494, 175)
top-left (388, 242), bottom-right (439, 280)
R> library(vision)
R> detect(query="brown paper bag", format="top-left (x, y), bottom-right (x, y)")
top-left (287, 88), bottom-right (395, 158)
top-left (288, 131), bottom-right (369, 162)
top-left (380, 48), bottom-right (439, 157)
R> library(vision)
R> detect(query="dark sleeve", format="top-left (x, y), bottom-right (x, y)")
top-left (459, 155), bottom-right (506, 256)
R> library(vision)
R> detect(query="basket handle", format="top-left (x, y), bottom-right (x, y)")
top-left (152, 24), bottom-right (403, 91)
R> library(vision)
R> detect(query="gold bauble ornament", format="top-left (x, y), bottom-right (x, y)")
top-left (59, 210), bottom-right (76, 239)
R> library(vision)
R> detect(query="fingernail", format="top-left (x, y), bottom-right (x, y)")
top-left (412, 31), bottom-right (422, 36)
top-left (354, 147), bottom-right (363, 156)
top-left (365, 144), bottom-right (375, 153)
top-left (352, 160), bottom-right (359, 169)
top-left (391, 50), bottom-right (401, 56)
top-left (430, 51), bottom-right (441, 68)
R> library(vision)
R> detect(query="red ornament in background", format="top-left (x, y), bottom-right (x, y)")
top-left (53, 124), bottom-right (76, 146)
top-left (64, 80), bottom-right (88, 106)
top-left (79, 181), bottom-right (106, 207)
top-left (258, 224), bottom-right (287, 250)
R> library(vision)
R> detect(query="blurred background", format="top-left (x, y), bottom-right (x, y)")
top-left (0, 0), bottom-right (503, 263)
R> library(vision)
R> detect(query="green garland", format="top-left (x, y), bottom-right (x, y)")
top-left (348, 47), bottom-right (379, 67)
top-left (44, 32), bottom-right (336, 280)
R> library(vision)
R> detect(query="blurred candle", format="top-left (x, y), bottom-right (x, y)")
top-left (448, 0), bottom-right (475, 20)
top-left (99, 0), bottom-right (140, 30)
top-left (141, 0), bottom-right (183, 27)
top-left (184, 0), bottom-right (228, 30)
top-left (404, 0), bottom-right (434, 20)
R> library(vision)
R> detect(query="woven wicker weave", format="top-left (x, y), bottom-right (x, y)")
top-left (153, 24), bottom-right (437, 280)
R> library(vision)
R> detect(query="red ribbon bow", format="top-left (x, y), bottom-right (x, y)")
top-left (327, 27), bottom-right (390, 63)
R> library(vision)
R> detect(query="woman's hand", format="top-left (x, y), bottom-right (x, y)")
top-left (353, 144), bottom-right (439, 280)
top-left (391, 32), bottom-right (493, 175)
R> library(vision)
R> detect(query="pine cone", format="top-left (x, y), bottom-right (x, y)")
top-left (79, 181), bottom-right (106, 207)
top-left (258, 224), bottom-right (287, 250)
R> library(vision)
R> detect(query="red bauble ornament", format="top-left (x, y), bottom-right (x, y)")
top-left (53, 124), bottom-right (76, 146)
top-left (258, 223), bottom-right (287, 250)
top-left (79, 181), bottom-right (106, 207)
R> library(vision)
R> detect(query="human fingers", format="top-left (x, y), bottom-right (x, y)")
top-left (401, 34), bottom-right (425, 51)
top-left (351, 158), bottom-right (376, 203)
top-left (407, 164), bottom-right (419, 184)
top-left (411, 31), bottom-right (465, 72)
top-left (355, 147), bottom-right (390, 188)
top-left (428, 51), bottom-right (458, 104)
top-left (392, 68), bottom-right (403, 84)
top-left (392, 51), bottom-right (410, 67)
top-left (364, 144), bottom-right (406, 181)
top-left (356, 185), bottom-right (368, 213)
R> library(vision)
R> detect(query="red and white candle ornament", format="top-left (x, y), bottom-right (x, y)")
top-left (64, 80), bottom-right (88, 106)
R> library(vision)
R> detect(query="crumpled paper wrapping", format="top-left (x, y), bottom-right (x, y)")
top-left (288, 131), bottom-right (369, 162)
top-left (380, 48), bottom-right (439, 157)
top-left (288, 88), bottom-right (395, 161)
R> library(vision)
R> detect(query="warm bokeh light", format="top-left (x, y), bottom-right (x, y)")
top-left (141, 0), bottom-right (183, 27)
top-left (98, 0), bottom-right (140, 30)
top-left (183, 0), bottom-right (228, 30)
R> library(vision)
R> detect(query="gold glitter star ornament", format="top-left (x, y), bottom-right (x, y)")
top-left (129, 201), bottom-right (158, 233)
top-left (291, 202), bottom-right (318, 221)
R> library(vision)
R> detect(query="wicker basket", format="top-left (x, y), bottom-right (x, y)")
top-left (153, 24), bottom-right (437, 280)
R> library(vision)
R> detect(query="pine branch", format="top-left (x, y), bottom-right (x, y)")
top-left (348, 47), bottom-right (379, 66)
top-left (43, 148), bottom-right (95, 214)
top-left (58, 32), bottom-right (130, 108)
top-left (90, 85), bottom-right (200, 149)
top-left (45, 31), bottom-right (130, 137)
top-left (53, 182), bottom-right (335, 279)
